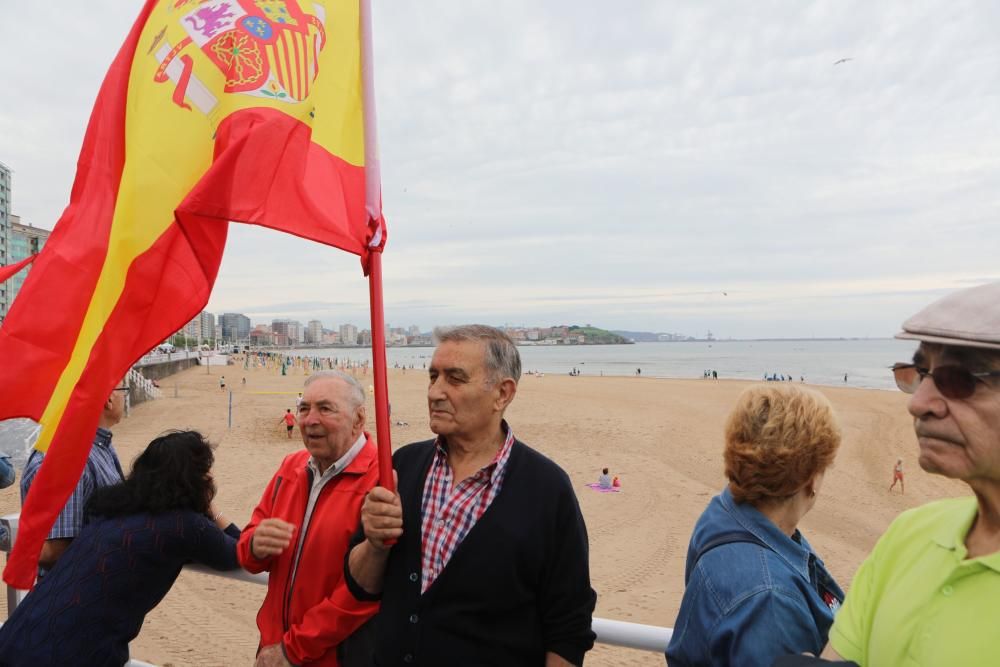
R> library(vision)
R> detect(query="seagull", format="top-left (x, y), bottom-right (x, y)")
top-left (833, 58), bottom-right (853, 65)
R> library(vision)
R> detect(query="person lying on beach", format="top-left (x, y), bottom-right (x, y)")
top-left (820, 281), bottom-right (1000, 666)
top-left (0, 430), bottom-right (240, 667)
top-left (667, 384), bottom-right (844, 667)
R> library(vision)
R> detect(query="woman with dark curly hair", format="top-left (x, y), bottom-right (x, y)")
top-left (0, 430), bottom-right (241, 667)
top-left (667, 385), bottom-right (845, 667)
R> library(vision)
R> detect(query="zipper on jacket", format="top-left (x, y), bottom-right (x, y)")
top-left (282, 467), bottom-right (325, 632)
top-left (271, 476), bottom-right (283, 506)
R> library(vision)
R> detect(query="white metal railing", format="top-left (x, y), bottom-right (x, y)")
top-left (134, 350), bottom-right (200, 367)
top-left (126, 368), bottom-right (162, 401)
top-left (0, 514), bottom-right (672, 657)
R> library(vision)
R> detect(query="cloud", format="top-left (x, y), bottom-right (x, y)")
top-left (4, 1), bottom-right (999, 338)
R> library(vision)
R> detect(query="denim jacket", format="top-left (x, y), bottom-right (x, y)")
top-left (666, 488), bottom-right (843, 667)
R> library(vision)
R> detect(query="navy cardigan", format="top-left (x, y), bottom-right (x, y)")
top-left (346, 437), bottom-right (597, 666)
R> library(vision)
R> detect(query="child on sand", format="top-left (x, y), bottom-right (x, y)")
top-left (889, 458), bottom-right (904, 494)
top-left (598, 468), bottom-right (612, 489)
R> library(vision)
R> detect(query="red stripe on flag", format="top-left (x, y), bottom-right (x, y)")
top-left (5, 220), bottom-right (227, 588)
top-left (0, 3), bottom-right (147, 424)
top-left (0, 254), bottom-right (37, 284)
top-left (181, 107), bottom-right (372, 256)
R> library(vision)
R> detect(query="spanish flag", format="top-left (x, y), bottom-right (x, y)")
top-left (0, 0), bottom-right (386, 589)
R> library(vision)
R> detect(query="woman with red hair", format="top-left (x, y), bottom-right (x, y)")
top-left (667, 384), bottom-right (845, 667)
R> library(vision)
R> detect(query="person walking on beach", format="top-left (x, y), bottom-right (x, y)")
top-left (280, 409), bottom-right (296, 439)
top-left (21, 380), bottom-right (128, 574)
top-left (820, 281), bottom-right (1000, 666)
top-left (347, 325), bottom-right (597, 665)
top-left (888, 458), bottom-right (904, 494)
top-left (220, 375), bottom-right (226, 391)
top-left (239, 371), bottom-right (380, 667)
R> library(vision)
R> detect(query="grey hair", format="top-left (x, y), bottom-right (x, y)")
top-left (433, 324), bottom-right (521, 383)
top-left (303, 370), bottom-right (365, 408)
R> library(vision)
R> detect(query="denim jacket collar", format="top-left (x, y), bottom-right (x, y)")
top-left (718, 486), bottom-right (817, 581)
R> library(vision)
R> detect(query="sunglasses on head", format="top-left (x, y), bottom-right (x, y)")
top-left (892, 363), bottom-right (1000, 400)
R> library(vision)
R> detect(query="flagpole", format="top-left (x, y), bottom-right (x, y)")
top-left (360, 0), bottom-right (394, 492)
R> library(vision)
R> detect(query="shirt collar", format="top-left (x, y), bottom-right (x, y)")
top-left (931, 500), bottom-right (1000, 572)
top-left (94, 428), bottom-right (113, 449)
top-left (307, 432), bottom-right (368, 480)
top-left (433, 420), bottom-right (515, 484)
top-left (719, 486), bottom-right (816, 579)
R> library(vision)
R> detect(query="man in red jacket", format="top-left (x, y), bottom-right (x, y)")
top-left (238, 370), bottom-right (380, 666)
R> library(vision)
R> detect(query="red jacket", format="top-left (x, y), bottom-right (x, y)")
top-left (238, 436), bottom-right (380, 665)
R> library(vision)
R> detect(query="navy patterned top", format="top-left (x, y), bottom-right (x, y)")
top-left (0, 510), bottom-right (240, 666)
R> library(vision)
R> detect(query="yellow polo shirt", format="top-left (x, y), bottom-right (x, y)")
top-left (830, 497), bottom-right (1000, 666)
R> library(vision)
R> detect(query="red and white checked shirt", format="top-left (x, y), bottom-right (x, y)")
top-left (419, 423), bottom-right (516, 593)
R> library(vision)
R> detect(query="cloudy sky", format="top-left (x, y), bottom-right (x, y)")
top-left (2, 1), bottom-right (998, 338)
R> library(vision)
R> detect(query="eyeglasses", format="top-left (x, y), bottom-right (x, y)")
top-left (892, 363), bottom-right (1000, 400)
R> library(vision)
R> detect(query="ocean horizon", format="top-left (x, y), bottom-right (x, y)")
top-left (287, 338), bottom-right (917, 391)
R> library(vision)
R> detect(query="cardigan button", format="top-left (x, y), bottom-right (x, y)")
top-left (409, 613), bottom-right (419, 624)
top-left (409, 572), bottom-right (419, 583)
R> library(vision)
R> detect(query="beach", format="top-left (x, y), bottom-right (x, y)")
top-left (0, 361), bottom-right (965, 666)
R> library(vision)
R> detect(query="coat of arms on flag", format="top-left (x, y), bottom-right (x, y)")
top-left (154, 0), bottom-right (329, 115)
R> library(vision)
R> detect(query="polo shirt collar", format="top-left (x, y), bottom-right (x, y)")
top-left (931, 500), bottom-right (1000, 572)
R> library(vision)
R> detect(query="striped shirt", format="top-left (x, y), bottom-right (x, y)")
top-left (420, 422), bottom-right (515, 593)
top-left (21, 428), bottom-right (125, 541)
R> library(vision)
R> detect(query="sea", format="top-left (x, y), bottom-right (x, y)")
top-left (288, 338), bottom-right (918, 391)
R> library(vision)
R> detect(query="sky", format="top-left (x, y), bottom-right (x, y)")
top-left (2, 1), bottom-right (999, 339)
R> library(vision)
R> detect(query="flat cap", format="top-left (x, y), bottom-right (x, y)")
top-left (897, 282), bottom-right (1000, 351)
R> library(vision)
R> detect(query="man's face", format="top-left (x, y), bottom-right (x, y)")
top-left (297, 377), bottom-right (365, 469)
top-left (427, 340), bottom-right (503, 442)
top-left (907, 344), bottom-right (1000, 482)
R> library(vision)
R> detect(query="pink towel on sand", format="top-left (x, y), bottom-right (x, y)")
top-left (586, 483), bottom-right (620, 493)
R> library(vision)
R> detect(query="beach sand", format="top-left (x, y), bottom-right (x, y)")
top-left (0, 361), bottom-right (965, 666)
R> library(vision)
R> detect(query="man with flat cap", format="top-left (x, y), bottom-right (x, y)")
top-left (820, 282), bottom-right (1000, 666)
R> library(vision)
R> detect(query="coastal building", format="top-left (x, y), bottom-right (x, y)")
top-left (250, 324), bottom-right (273, 346)
top-left (8, 216), bottom-right (51, 309)
top-left (184, 311), bottom-right (215, 344)
top-left (219, 312), bottom-right (251, 342)
top-left (358, 329), bottom-right (372, 346)
top-left (306, 319), bottom-right (324, 344)
top-left (272, 318), bottom-right (304, 344)
top-left (0, 161), bottom-right (12, 321)
top-left (339, 323), bottom-right (358, 346)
